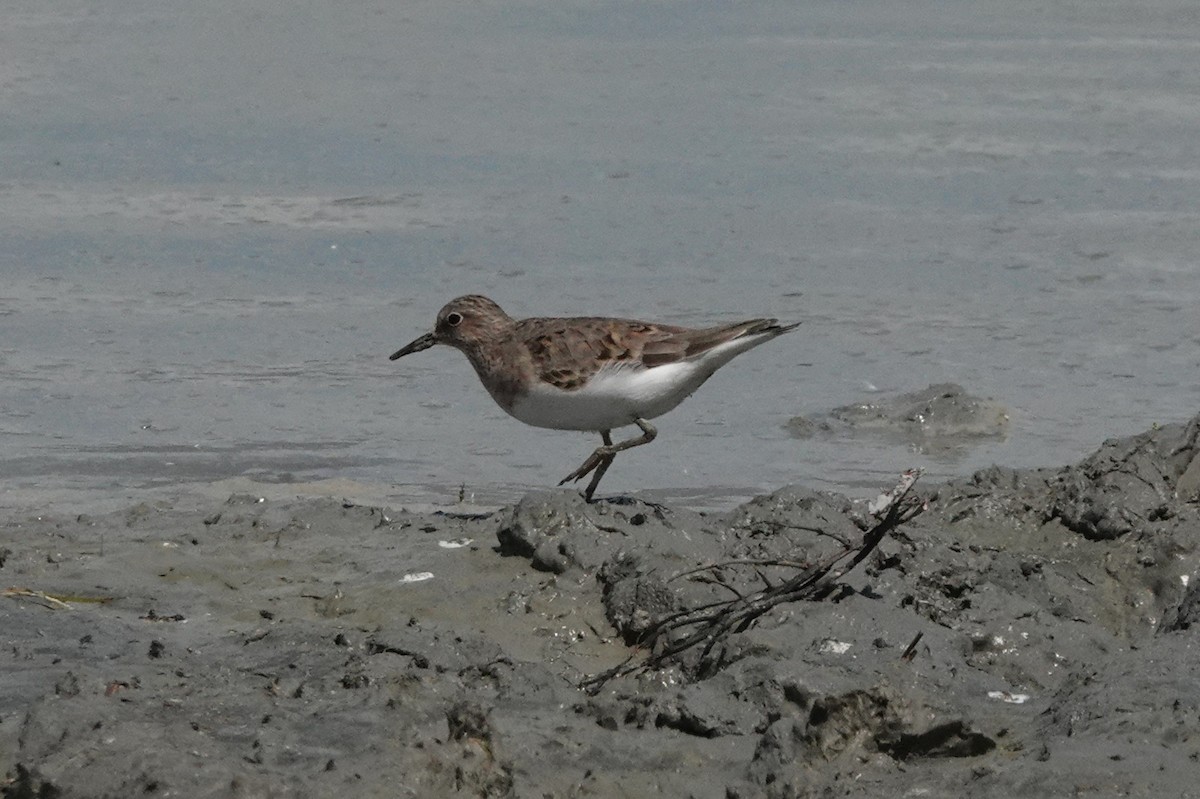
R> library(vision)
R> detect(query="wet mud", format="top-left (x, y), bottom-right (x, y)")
top-left (3, 414), bottom-right (1200, 798)
top-left (788, 383), bottom-right (1011, 456)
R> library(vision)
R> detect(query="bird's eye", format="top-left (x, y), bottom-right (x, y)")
top-left (446, 312), bottom-right (464, 327)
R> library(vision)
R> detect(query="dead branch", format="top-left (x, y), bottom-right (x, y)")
top-left (581, 470), bottom-right (926, 692)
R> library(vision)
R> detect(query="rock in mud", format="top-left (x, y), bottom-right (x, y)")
top-left (795, 383), bottom-right (1011, 453)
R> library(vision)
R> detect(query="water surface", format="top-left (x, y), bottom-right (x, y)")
top-left (2, 0), bottom-right (1198, 510)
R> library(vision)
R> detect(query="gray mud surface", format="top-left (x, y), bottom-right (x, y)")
top-left (4, 414), bottom-right (1200, 798)
top-left (788, 383), bottom-right (1011, 457)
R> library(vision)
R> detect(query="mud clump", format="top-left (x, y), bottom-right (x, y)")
top-left (3, 415), bottom-right (1200, 797)
top-left (790, 383), bottom-right (1010, 455)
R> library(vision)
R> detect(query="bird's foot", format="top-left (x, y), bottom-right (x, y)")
top-left (557, 446), bottom-right (616, 485)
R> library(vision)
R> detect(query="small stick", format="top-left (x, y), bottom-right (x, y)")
top-left (900, 631), bottom-right (924, 662)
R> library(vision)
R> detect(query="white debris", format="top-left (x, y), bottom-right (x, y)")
top-left (987, 691), bottom-right (1030, 704)
top-left (817, 639), bottom-right (852, 655)
top-left (400, 572), bottom-right (434, 583)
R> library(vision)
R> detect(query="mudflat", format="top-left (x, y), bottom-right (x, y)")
top-left (3, 414), bottom-right (1199, 797)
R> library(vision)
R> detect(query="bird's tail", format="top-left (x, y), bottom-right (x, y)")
top-left (741, 318), bottom-right (801, 337)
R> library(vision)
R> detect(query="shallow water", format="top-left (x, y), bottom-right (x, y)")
top-left (2, 0), bottom-right (1198, 510)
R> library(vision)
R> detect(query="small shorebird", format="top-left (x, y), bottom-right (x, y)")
top-left (390, 295), bottom-right (799, 501)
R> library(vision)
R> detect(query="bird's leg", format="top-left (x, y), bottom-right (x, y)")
top-left (558, 419), bottom-right (658, 501)
top-left (559, 430), bottom-right (614, 495)
top-left (581, 431), bottom-right (615, 502)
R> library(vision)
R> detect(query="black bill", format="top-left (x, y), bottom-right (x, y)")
top-left (389, 332), bottom-right (438, 360)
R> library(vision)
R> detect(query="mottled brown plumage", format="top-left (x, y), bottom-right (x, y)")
top-left (520, 317), bottom-right (685, 390)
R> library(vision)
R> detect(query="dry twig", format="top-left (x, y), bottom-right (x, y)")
top-left (3, 587), bottom-right (74, 610)
top-left (581, 470), bottom-right (926, 691)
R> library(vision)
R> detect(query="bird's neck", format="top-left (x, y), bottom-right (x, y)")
top-left (456, 338), bottom-right (530, 411)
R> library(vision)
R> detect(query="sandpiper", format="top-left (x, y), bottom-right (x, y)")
top-left (390, 295), bottom-right (799, 501)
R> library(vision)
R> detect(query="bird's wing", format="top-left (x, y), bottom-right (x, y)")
top-left (516, 316), bottom-right (796, 389)
top-left (640, 318), bottom-right (796, 368)
top-left (516, 317), bottom-right (685, 390)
